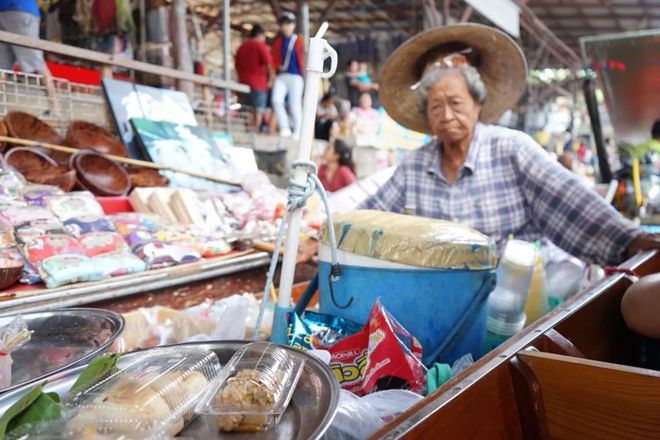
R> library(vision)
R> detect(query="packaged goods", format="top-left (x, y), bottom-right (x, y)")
top-left (14, 219), bottom-right (66, 245)
top-left (65, 347), bottom-right (219, 439)
top-left (79, 232), bottom-right (130, 257)
top-left (20, 185), bottom-right (63, 206)
top-left (0, 206), bottom-right (54, 229)
top-left (327, 300), bottom-right (426, 396)
top-left (196, 342), bottom-right (304, 432)
top-left (132, 241), bottom-right (201, 269)
top-left (111, 213), bottom-right (164, 235)
top-left (45, 192), bottom-right (104, 221)
top-left (92, 252), bottom-right (146, 278)
top-left (63, 216), bottom-right (116, 237)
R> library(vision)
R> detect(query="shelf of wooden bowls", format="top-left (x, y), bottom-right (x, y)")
top-left (5, 147), bottom-right (76, 192)
top-left (64, 121), bottom-right (129, 157)
top-left (125, 166), bottom-right (169, 188)
top-left (4, 111), bottom-right (68, 163)
top-left (70, 150), bottom-right (131, 197)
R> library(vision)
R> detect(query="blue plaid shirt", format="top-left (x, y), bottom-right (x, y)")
top-left (361, 123), bottom-right (642, 266)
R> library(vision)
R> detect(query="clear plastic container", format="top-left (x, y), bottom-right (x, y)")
top-left (63, 347), bottom-right (220, 439)
top-left (488, 240), bottom-right (537, 320)
top-left (195, 342), bottom-right (305, 433)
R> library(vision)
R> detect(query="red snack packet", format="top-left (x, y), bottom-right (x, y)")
top-left (327, 299), bottom-right (426, 396)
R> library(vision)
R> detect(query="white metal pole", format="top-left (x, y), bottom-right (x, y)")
top-left (270, 23), bottom-right (336, 344)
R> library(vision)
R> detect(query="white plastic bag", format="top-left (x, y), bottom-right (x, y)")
top-left (0, 316), bottom-right (32, 389)
top-left (325, 389), bottom-right (424, 439)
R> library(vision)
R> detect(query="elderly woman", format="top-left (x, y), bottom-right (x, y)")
top-left (362, 24), bottom-right (659, 266)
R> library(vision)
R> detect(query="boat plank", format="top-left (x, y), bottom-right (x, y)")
top-left (518, 351), bottom-right (660, 440)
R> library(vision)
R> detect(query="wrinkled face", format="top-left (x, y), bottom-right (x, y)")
top-left (359, 93), bottom-right (372, 109)
top-left (280, 22), bottom-right (295, 36)
top-left (426, 70), bottom-right (481, 145)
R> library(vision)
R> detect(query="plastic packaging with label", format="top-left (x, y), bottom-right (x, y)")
top-left (196, 342), bottom-right (305, 432)
top-left (64, 347), bottom-right (219, 439)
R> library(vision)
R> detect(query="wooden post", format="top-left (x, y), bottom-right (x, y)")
top-left (203, 85), bottom-right (213, 128)
top-left (171, 0), bottom-right (194, 98)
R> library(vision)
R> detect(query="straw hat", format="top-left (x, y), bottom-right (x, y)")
top-left (379, 23), bottom-right (528, 134)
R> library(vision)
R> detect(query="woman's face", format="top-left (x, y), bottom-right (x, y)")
top-left (324, 144), bottom-right (338, 163)
top-left (426, 70), bottom-right (481, 145)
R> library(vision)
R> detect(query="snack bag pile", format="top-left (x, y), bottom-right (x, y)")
top-left (288, 299), bottom-right (426, 396)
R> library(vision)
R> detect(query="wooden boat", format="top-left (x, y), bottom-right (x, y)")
top-left (374, 250), bottom-right (659, 439)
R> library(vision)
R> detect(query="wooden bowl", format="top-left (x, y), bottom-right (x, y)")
top-left (126, 167), bottom-right (169, 188)
top-left (0, 259), bottom-right (24, 290)
top-left (71, 150), bottom-right (130, 197)
top-left (4, 110), bottom-right (64, 148)
top-left (65, 121), bottom-right (129, 157)
top-left (5, 147), bottom-right (58, 174)
top-left (24, 166), bottom-right (77, 192)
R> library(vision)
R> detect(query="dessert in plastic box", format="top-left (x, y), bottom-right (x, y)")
top-left (196, 342), bottom-right (305, 433)
top-left (64, 347), bottom-right (219, 439)
top-left (20, 184), bottom-right (64, 206)
top-left (45, 192), bottom-right (104, 221)
top-left (14, 218), bottom-right (66, 245)
top-left (63, 215), bottom-right (116, 237)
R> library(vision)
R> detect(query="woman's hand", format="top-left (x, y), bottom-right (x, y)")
top-left (626, 233), bottom-right (660, 259)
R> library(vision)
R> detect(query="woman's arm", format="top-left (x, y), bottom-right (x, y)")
top-left (359, 165), bottom-right (406, 212)
top-left (513, 131), bottom-right (642, 266)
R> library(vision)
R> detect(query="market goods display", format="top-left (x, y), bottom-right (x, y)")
top-left (71, 150), bottom-right (131, 197)
top-left (0, 342), bottom-right (335, 439)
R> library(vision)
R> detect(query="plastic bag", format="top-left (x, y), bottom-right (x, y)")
top-left (0, 316), bottom-right (33, 389)
top-left (184, 294), bottom-right (249, 340)
top-left (324, 389), bottom-right (423, 440)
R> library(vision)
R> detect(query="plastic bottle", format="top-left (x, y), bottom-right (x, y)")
top-left (524, 254), bottom-right (549, 325)
top-left (485, 240), bottom-right (536, 351)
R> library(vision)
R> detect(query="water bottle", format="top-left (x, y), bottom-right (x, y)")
top-left (486, 240), bottom-right (537, 350)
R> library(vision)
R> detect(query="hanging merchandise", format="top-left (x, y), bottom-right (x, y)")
top-left (92, 0), bottom-right (116, 34)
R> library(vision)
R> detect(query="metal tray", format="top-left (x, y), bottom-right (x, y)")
top-left (0, 341), bottom-right (340, 440)
top-left (0, 308), bottom-right (124, 394)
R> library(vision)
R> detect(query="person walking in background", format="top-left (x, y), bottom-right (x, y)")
top-left (318, 139), bottom-right (357, 192)
top-left (235, 23), bottom-right (273, 131)
top-left (271, 11), bottom-right (304, 138)
top-left (0, 0), bottom-right (57, 114)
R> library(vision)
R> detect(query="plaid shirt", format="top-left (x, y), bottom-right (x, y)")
top-left (361, 123), bottom-right (642, 266)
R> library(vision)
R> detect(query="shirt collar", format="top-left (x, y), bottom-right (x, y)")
top-left (426, 122), bottom-right (484, 180)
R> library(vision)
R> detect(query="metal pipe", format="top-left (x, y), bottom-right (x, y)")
top-left (583, 77), bottom-right (613, 183)
top-left (302, 2), bottom-right (310, 55)
top-left (223, 0), bottom-right (232, 130)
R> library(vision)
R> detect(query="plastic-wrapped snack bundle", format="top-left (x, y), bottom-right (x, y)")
top-left (132, 241), bottom-right (201, 269)
top-left (79, 231), bottom-right (145, 277)
top-left (0, 169), bottom-right (26, 198)
top-left (79, 231), bottom-right (130, 257)
top-left (196, 342), bottom-right (305, 433)
top-left (64, 347), bottom-right (219, 439)
top-left (24, 234), bottom-right (104, 288)
top-left (63, 215), bottom-right (116, 237)
top-left (14, 218), bottom-right (66, 245)
top-left (0, 316), bottom-right (33, 390)
top-left (221, 192), bottom-right (254, 226)
top-left (111, 213), bottom-right (164, 235)
top-left (45, 192), bottom-right (104, 221)
top-left (20, 184), bottom-right (64, 206)
top-left (0, 206), bottom-right (54, 229)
